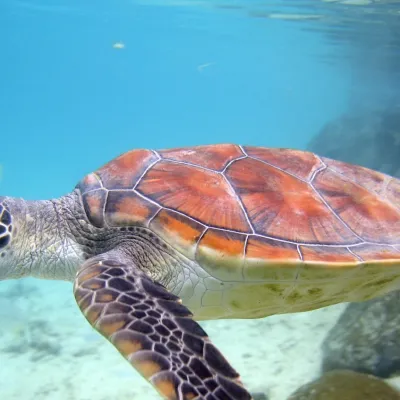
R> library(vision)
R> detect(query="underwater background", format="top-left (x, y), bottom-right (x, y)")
top-left (1, 1), bottom-right (400, 399)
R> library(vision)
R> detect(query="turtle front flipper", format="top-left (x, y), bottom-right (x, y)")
top-left (73, 251), bottom-right (252, 400)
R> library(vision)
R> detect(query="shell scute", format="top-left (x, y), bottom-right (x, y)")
top-left (314, 168), bottom-right (400, 244)
top-left (243, 237), bottom-right (300, 281)
top-left (386, 178), bottom-right (400, 211)
top-left (137, 161), bottom-right (250, 232)
top-left (299, 245), bottom-right (358, 264)
top-left (97, 149), bottom-right (158, 189)
top-left (149, 209), bottom-right (205, 260)
top-left (105, 191), bottom-right (159, 227)
top-left (244, 146), bottom-right (323, 181)
top-left (226, 157), bottom-right (357, 244)
top-left (81, 189), bottom-right (107, 228)
top-left (246, 236), bottom-right (299, 261)
top-left (196, 229), bottom-right (246, 281)
top-left (350, 244), bottom-right (400, 261)
top-left (323, 156), bottom-right (388, 195)
top-left (77, 173), bottom-right (103, 193)
top-left (158, 144), bottom-right (243, 171)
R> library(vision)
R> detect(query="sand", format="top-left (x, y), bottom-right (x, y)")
top-left (0, 278), bottom-right (352, 400)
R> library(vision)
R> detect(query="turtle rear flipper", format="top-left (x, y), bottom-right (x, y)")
top-left (74, 250), bottom-right (252, 400)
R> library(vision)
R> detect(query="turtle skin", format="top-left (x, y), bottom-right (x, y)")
top-left (74, 250), bottom-right (249, 400)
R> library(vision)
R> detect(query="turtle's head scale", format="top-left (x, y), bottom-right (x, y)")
top-left (0, 198), bottom-right (12, 248)
top-left (0, 194), bottom-right (86, 281)
top-left (0, 196), bottom-right (27, 280)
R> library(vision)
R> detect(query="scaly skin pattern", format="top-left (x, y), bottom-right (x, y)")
top-left (0, 194), bottom-right (86, 280)
top-left (75, 250), bottom-right (251, 400)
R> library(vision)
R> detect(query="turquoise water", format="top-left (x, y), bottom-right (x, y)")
top-left (0, 1), bottom-right (350, 199)
top-left (1, 1), bottom-right (399, 399)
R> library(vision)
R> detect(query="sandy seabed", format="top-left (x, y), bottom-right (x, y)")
top-left (0, 278), bottom-right (358, 400)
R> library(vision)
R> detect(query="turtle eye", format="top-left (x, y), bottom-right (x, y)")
top-left (0, 235), bottom-right (10, 249)
top-left (1, 209), bottom-right (11, 226)
top-left (0, 204), bottom-right (12, 249)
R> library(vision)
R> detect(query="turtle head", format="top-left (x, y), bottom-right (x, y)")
top-left (0, 196), bottom-right (29, 280)
top-left (0, 196), bottom-right (35, 280)
top-left (0, 194), bottom-right (86, 281)
top-left (0, 196), bottom-right (58, 280)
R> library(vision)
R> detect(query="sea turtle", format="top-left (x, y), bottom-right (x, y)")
top-left (1, 143), bottom-right (400, 399)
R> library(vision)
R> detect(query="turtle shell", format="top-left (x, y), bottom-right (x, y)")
top-left (77, 144), bottom-right (400, 317)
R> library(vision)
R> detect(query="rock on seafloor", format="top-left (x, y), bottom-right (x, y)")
top-left (287, 370), bottom-right (400, 400)
top-left (321, 289), bottom-right (400, 378)
top-left (308, 107), bottom-right (400, 178)
top-left (251, 392), bottom-right (269, 400)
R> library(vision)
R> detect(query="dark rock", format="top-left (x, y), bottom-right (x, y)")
top-left (308, 108), bottom-right (400, 178)
top-left (287, 370), bottom-right (400, 400)
top-left (321, 291), bottom-right (400, 378)
top-left (251, 392), bottom-right (269, 400)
